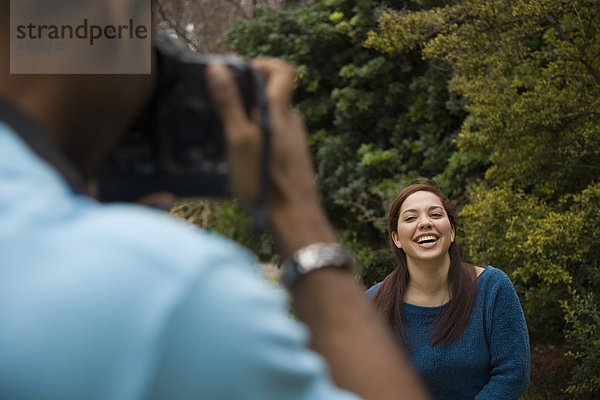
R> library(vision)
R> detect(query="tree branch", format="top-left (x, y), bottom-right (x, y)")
top-left (224, 0), bottom-right (250, 20)
top-left (545, 12), bottom-right (600, 88)
top-left (153, 0), bottom-right (200, 52)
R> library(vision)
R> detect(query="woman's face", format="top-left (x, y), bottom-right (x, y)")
top-left (391, 190), bottom-right (455, 265)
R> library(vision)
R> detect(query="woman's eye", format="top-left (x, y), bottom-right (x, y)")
top-left (404, 216), bottom-right (416, 222)
top-left (431, 213), bottom-right (442, 218)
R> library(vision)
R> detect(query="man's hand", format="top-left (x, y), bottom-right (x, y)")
top-left (206, 59), bottom-right (336, 257)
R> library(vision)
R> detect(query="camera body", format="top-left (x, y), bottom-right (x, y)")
top-left (97, 33), bottom-right (266, 202)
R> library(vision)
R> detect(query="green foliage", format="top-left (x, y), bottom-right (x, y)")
top-left (339, 228), bottom-right (395, 287)
top-left (459, 183), bottom-right (566, 343)
top-left (368, 1), bottom-right (600, 395)
top-left (225, 0), bottom-right (472, 277)
top-left (460, 182), bottom-right (600, 348)
top-left (459, 145), bottom-right (600, 399)
top-left (561, 288), bottom-right (600, 398)
top-left (367, 0), bottom-right (600, 200)
top-left (171, 199), bottom-right (277, 262)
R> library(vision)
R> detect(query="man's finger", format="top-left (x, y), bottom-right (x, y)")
top-left (205, 63), bottom-right (251, 136)
top-left (136, 192), bottom-right (177, 211)
top-left (251, 58), bottom-right (297, 109)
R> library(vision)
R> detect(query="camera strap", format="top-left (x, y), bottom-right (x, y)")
top-left (0, 99), bottom-right (89, 196)
top-left (250, 77), bottom-right (272, 243)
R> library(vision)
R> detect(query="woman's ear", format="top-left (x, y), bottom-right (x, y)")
top-left (451, 229), bottom-right (455, 242)
top-left (391, 232), bottom-right (402, 248)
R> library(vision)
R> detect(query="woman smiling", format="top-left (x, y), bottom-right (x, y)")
top-left (366, 180), bottom-right (530, 400)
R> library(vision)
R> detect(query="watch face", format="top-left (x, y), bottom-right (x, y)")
top-left (297, 250), bottom-right (319, 272)
top-left (283, 243), bottom-right (355, 288)
top-left (296, 244), bottom-right (347, 272)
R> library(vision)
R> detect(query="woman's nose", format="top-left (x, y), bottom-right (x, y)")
top-left (418, 217), bottom-right (432, 230)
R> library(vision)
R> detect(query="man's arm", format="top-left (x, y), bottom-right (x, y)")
top-left (206, 60), bottom-right (430, 400)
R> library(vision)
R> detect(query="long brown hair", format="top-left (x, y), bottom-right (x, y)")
top-left (372, 180), bottom-right (478, 346)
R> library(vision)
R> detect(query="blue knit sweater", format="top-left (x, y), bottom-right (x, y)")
top-left (366, 266), bottom-right (530, 400)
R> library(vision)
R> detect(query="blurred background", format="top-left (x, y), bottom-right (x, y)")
top-left (155, 1), bottom-right (600, 398)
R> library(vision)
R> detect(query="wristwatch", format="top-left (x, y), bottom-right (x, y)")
top-left (281, 243), bottom-right (356, 289)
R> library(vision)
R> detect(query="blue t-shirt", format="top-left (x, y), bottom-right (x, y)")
top-left (366, 267), bottom-right (530, 400)
top-left (0, 122), bottom-right (360, 399)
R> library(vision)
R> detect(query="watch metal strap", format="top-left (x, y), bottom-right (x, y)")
top-left (281, 243), bottom-right (355, 289)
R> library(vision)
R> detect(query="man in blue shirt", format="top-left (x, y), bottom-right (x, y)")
top-left (0, 1), bottom-right (429, 399)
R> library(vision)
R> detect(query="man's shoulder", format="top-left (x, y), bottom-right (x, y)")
top-left (75, 201), bottom-right (257, 280)
top-left (86, 203), bottom-right (241, 254)
top-left (0, 191), bottom-right (265, 399)
top-left (1, 117), bottom-right (257, 294)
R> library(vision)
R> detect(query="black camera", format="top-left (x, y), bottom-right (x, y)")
top-left (97, 32), bottom-right (268, 202)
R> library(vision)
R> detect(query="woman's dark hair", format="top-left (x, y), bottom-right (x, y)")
top-left (372, 179), bottom-right (478, 346)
